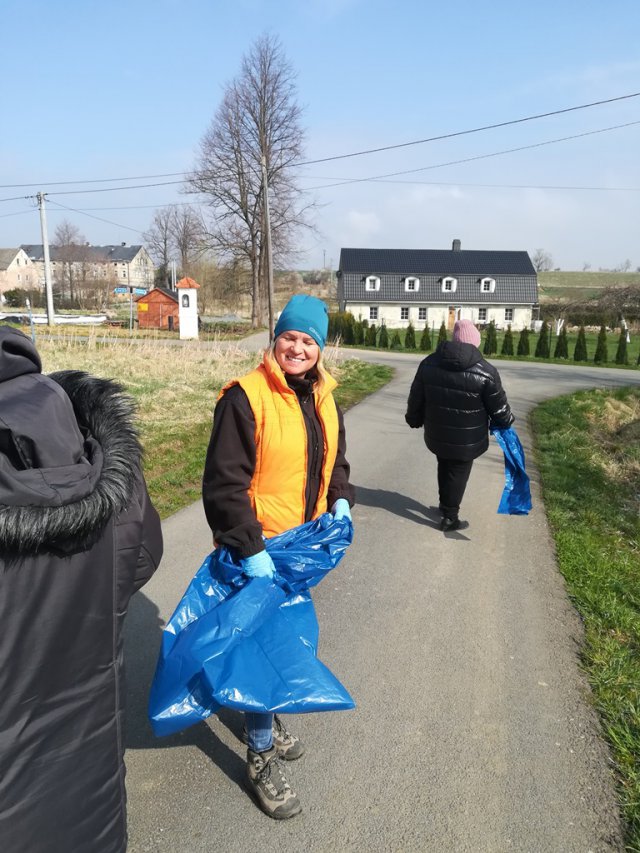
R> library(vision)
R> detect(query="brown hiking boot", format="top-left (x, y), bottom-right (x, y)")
top-left (246, 746), bottom-right (302, 820)
top-left (242, 715), bottom-right (305, 760)
top-left (272, 715), bottom-right (305, 760)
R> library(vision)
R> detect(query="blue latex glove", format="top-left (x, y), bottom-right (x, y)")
top-left (241, 550), bottom-right (276, 578)
top-left (331, 498), bottom-right (352, 522)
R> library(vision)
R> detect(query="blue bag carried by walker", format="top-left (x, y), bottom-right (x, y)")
top-left (148, 514), bottom-right (355, 737)
top-left (491, 426), bottom-right (532, 515)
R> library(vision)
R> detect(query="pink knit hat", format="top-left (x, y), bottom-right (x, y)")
top-left (453, 319), bottom-right (481, 347)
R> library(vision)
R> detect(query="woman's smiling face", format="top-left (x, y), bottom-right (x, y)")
top-left (274, 330), bottom-right (320, 377)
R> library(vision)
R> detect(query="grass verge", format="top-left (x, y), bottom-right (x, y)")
top-left (35, 333), bottom-right (392, 518)
top-left (530, 386), bottom-right (640, 849)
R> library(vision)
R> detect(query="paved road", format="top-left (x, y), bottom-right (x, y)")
top-left (124, 345), bottom-right (639, 852)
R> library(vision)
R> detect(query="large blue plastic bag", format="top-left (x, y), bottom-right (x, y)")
top-left (148, 514), bottom-right (355, 737)
top-left (491, 426), bottom-right (532, 515)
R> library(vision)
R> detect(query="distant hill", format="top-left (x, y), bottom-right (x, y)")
top-left (538, 270), bottom-right (640, 302)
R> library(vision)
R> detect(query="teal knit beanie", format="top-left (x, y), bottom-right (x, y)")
top-left (274, 294), bottom-right (329, 349)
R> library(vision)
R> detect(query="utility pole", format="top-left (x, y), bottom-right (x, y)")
top-left (261, 155), bottom-right (275, 339)
top-left (37, 192), bottom-right (55, 325)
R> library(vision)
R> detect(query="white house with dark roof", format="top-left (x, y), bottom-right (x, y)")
top-left (337, 239), bottom-right (539, 331)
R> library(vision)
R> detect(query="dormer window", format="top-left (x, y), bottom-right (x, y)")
top-left (480, 277), bottom-right (496, 293)
top-left (404, 276), bottom-right (420, 293)
top-left (365, 275), bottom-right (380, 292)
top-left (441, 276), bottom-right (457, 293)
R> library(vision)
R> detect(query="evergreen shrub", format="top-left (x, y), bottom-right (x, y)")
top-left (501, 325), bottom-right (514, 356)
top-left (553, 325), bottom-right (569, 359)
top-left (593, 325), bottom-right (608, 363)
top-left (573, 326), bottom-right (588, 361)
top-left (517, 327), bottom-right (530, 356)
top-left (419, 325), bottom-right (432, 352)
top-left (534, 321), bottom-right (551, 358)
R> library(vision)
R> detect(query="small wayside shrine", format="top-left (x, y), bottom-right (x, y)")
top-left (176, 277), bottom-right (200, 340)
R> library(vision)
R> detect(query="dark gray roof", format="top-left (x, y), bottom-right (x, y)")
top-left (21, 244), bottom-right (147, 263)
top-left (0, 248), bottom-right (22, 270)
top-left (339, 247), bottom-right (536, 277)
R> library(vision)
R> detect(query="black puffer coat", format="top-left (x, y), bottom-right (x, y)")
top-left (0, 327), bottom-right (163, 853)
top-left (405, 340), bottom-right (514, 460)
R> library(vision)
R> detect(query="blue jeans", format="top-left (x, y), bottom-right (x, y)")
top-left (245, 712), bottom-right (273, 752)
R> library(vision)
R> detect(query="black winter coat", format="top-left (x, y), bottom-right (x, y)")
top-left (405, 340), bottom-right (514, 461)
top-left (0, 327), bottom-right (163, 853)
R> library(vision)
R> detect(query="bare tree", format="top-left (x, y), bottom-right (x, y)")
top-left (144, 205), bottom-right (207, 286)
top-left (597, 285), bottom-right (640, 327)
top-left (143, 207), bottom-right (175, 287)
top-left (531, 248), bottom-right (554, 273)
top-left (171, 206), bottom-right (206, 275)
top-left (53, 220), bottom-right (88, 303)
top-left (188, 34), bottom-right (311, 327)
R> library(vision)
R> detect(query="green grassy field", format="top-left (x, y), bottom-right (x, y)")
top-left (531, 387), bottom-right (640, 850)
top-left (538, 270), bottom-right (640, 301)
top-left (31, 333), bottom-right (392, 517)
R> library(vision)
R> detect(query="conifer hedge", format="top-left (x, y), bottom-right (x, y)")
top-left (404, 322), bottom-right (416, 350)
top-left (419, 325), bottom-right (432, 352)
top-left (573, 326), bottom-right (588, 361)
top-left (534, 321), bottom-right (551, 358)
top-left (553, 325), bottom-right (569, 359)
top-left (517, 327), bottom-right (530, 356)
top-left (615, 329), bottom-right (629, 365)
top-left (593, 325), bottom-right (608, 363)
top-left (501, 325), bottom-right (514, 356)
top-left (483, 320), bottom-right (498, 355)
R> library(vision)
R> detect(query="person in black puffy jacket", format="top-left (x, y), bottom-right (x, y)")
top-left (405, 319), bottom-right (514, 531)
top-left (0, 326), bottom-right (163, 853)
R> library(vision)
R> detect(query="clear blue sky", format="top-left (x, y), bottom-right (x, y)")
top-left (2, 0), bottom-right (639, 270)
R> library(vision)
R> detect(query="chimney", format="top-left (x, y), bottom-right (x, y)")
top-left (452, 239), bottom-right (461, 251)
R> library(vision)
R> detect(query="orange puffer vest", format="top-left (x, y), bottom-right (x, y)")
top-left (220, 354), bottom-right (339, 538)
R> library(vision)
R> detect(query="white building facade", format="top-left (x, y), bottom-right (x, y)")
top-left (337, 241), bottom-right (539, 331)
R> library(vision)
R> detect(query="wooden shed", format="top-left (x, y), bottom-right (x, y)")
top-left (136, 286), bottom-right (179, 331)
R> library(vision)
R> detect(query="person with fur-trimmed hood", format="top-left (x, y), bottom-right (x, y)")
top-left (405, 319), bottom-right (514, 531)
top-left (0, 326), bottom-right (163, 853)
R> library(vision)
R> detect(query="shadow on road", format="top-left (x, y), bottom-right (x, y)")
top-left (123, 590), bottom-right (245, 790)
top-left (354, 484), bottom-right (442, 527)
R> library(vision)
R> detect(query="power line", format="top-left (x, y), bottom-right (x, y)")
top-left (46, 198), bottom-right (145, 236)
top-left (301, 121), bottom-right (640, 190)
top-left (0, 91), bottom-right (638, 190)
top-left (295, 92), bottom-right (640, 165)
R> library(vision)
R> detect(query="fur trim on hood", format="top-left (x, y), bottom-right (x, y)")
top-left (0, 369), bottom-right (142, 556)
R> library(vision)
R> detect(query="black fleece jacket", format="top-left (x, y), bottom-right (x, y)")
top-left (202, 372), bottom-right (354, 558)
top-left (405, 340), bottom-right (514, 461)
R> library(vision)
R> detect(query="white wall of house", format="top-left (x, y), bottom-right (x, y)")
top-left (346, 302), bottom-right (533, 331)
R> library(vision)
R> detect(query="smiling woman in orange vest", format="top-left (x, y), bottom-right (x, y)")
top-left (202, 293), bottom-right (355, 820)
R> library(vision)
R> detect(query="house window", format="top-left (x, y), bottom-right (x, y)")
top-left (365, 276), bottom-right (380, 291)
top-left (505, 308), bottom-right (514, 322)
top-left (122, 271), bottom-right (127, 278)
top-left (369, 306), bottom-right (378, 321)
top-left (418, 307), bottom-right (427, 321)
top-left (17, 274), bottom-right (21, 282)
top-left (404, 276), bottom-right (420, 292)
top-left (401, 307), bottom-right (409, 320)
top-left (478, 307), bottom-right (487, 321)
top-left (480, 277), bottom-right (495, 293)
top-left (441, 276), bottom-right (457, 293)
